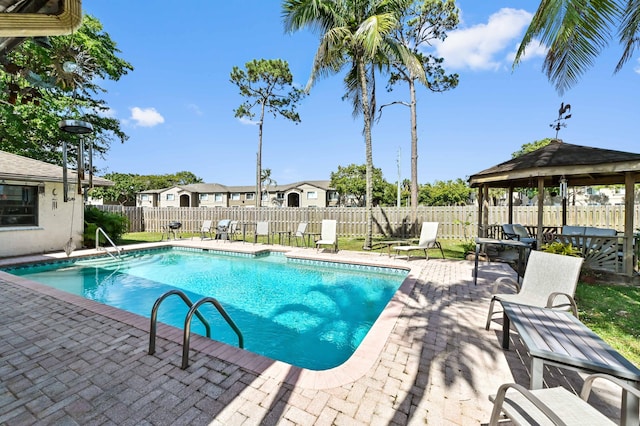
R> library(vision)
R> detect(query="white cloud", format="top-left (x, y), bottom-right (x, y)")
top-left (238, 116), bottom-right (259, 125)
top-left (635, 58), bottom-right (640, 74)
top-left (433, 8), bottom-right (536, 71)
top-left (187, 103), bottom-right (203, 116)
top-left (129, 107), bottom-right (165, 127)
top-left (99, 107), bottom-right (117, 118)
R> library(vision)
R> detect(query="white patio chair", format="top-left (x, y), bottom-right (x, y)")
top-left (254, 221), bottom-right (270, 244)
top-left (194, 219), bottom-right (213, 240)
top-left (485, 250), bottom-right (584, 330)
top-left (393, 222), bottom-right (444, 260)
top-left (489, 373), bottom-right (640, 425)
top-left (316, 219), bottom-right (337, 252)
top-left (292, 222), bottom-right (308, 246)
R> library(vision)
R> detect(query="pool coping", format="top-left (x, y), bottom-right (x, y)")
top-left (0, 240), bottom-right (421, 390)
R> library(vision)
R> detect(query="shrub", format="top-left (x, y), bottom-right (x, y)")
top-left (84, 207), bottom-right (129, 247)
top-left (541, 241), bottom-right (581, 257)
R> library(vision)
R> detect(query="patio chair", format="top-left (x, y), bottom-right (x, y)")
top-left (254, 221), bottom-right (270, 244)
top-left (393, 222), bottom-right (444, 260)
top-left (512, 224), bottom-right (536, 246)
top-left (501, 223), bottom-right (518, 240)
top-left (214, 219), bottom-right (231, 240)
top-left (228, 220), bottom-right (239, 241)
top-left (195, 220), bottom-right (213, 240)
top-left (488, 373), bottom-right (640, 425)
top-left (291, 222), bottom-right (308, 246)
top-left (485, 250), bottom-right (583, 330)
top-left (316, 219), bottom-right (337, 252)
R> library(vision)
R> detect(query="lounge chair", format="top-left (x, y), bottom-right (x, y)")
top-left (488, 373), bottom-right (640, 425)
top-left (254, 221), bottom-right (270, 244)
top-left (316, 219), bottom-right (337, 252)
top-left (393, 222), bottom-right (444, 260)
top-left (195, 220), bottom-right (213, 240)
top-left (228, 220), bottom-right (239, 241)
top-left (485, 250), bottom-right (583, 330)
top-left (291, 222), bottom-right (308, 246)
top-left (214, 219), bottom-right (231, 240)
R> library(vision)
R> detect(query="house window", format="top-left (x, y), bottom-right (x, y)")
top-left (276, 192), bottom-right (284, 200)
top-left (199, 193), bottom-right (208, 201)
top-left (0, 184), bottom-right (38, 227)
top-left (261, 192), bottom-right (269, 201)
top-left (246, 193), bottom-right (255, 200)
top-left (231, 193), bottom-right (240, 201)
top-left (328, 191), bottom-right (339, 201)
top-left (214, 193), bottom-right (223, 202)
top-left (166, 194), bottom-right (175, 201)
top-left (141, 194), bottom-right (149, 201)
top-left (307, 191), bottom-right (317, 200)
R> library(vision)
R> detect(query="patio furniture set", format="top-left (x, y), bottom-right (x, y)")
top-left (483, 249), bottom-right (640, 425)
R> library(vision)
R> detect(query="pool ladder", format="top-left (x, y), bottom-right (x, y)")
top-left (95, 227), bottom-right (122, 260)
top-left (148, 290), bottom-right (244, 369)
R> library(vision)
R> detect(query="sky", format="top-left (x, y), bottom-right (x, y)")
top-left (83, 1), bottom-right (640, 187)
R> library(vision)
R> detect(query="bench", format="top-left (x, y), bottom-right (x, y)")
top-left (501, 302), bottom-right (640, 425)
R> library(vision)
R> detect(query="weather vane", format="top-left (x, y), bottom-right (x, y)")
top-left (550, 102), bottom-right (571, 139)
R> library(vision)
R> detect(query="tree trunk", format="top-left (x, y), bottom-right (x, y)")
top-left (409, 78), bottom-right (418, 231)
top-left (358, 57), bottom-right (373, 250)
top-left (256, 103), bottom-right (266, 208)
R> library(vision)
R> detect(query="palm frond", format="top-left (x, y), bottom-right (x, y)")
top-left (514, 0), bottom-right (620, 94)
top-left (615, 0), bottom-right (640, 72)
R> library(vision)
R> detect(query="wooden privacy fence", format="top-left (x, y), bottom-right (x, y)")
top-left (96, 205), bottom-right (640, 240)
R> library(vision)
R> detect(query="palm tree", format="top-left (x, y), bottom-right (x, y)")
top-left (514, 1), bottom-right (640, 94)
top-left (283, 0), bottom-right (425, 249)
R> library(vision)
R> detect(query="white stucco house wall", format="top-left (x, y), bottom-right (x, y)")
top-left (0, 150), bottom-right (112, 257)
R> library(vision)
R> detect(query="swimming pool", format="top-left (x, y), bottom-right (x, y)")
top-left (4, 247), bottom-right (408, 370)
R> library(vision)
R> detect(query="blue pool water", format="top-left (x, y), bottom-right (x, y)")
top-left (5, 248), bottom-right (407, 370)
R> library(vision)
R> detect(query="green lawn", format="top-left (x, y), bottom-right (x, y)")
top-left (119, 232), bottom-right (640, 366)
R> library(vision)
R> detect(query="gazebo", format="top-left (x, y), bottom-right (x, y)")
top-left (468, 139), bottom-right (640, 276)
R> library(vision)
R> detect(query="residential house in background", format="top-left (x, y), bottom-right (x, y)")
top-left (136, 180), bottom-right (340, 208)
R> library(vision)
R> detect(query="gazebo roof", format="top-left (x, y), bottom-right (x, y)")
top-left (468, 140), bottom-right (640, 188)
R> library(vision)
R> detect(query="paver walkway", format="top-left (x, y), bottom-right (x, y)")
top-left (0, 243), bottom-right (622, 425)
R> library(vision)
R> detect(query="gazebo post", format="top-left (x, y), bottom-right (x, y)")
top-left (508, 185), bottom-right (514, 225)
top-left (482, 185), bottom-right (489, 237)
top-left (624, 172), bottom-right (635, 276)
top-left (537, 177), bottom-right (544, 249)
top-left (476, 187), bottom-right (484, 237)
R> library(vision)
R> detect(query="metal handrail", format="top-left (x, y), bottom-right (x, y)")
top-left (182, 297), bottom-right (244, 369)
top-left (95, 227), bottom-right (122, 259)
top-left (148, 290), bottom-right (212, 355)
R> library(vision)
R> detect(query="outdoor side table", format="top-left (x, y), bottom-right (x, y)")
top-left (304, 232), bottom-right (321, 248)
top-left (373, 240), bottom-right (408, 257)
top-left (473, 238), bottom-right (532, 285)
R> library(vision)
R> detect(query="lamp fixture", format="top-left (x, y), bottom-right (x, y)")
top-left (58, 119), bottom-right (93, 134)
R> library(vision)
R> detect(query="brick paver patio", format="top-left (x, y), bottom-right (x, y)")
top-left (0, 242), bottom-right (622, 425)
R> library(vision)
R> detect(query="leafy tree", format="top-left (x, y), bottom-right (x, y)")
top-left (419, 178), bottom-right (471, 205)
top-left (383, 0), bottom-right (459, 219)
top-left (330, 164), bottom-right (388, 207)
top-left (283, 0), bottom-right (425, 249)
top-left (0, 15), bottom-right (133, 166)
top-left (514, 1), bottom-right (640, 94)
top-left (511, 138), bottom-right (553, 158)
top-left (230, 59), bottom-right (304, 207)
